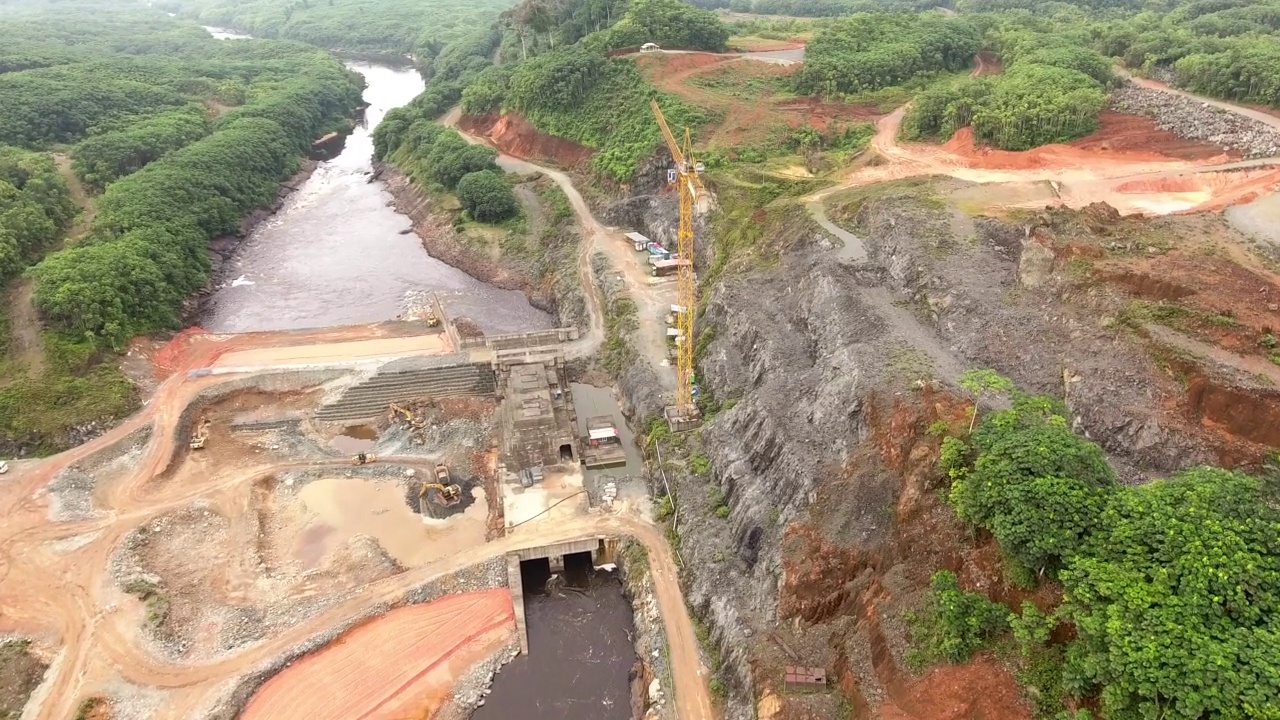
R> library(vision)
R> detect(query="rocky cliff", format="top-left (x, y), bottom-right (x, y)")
top-left (646, 177), bottom-right (1277, 718)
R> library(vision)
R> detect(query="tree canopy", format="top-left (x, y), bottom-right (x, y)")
top-left (166, 0), bottom-right (516, 55)
top-left (794, 13), bottom-right (981, 95)
top-left (0, 3), bottom-right (364, 347)
top-left (942, 378), bottom-right (1280, 717)
top-left (457, 170), bottom-right (519, 222)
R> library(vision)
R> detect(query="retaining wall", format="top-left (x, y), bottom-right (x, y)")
top-left (315, 353), bottom-right (496, 424)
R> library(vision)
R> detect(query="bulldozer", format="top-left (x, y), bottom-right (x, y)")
top-left (351, 453), bottom-right (377, 465)
top-left (189, 418), bottom-right (211, 450)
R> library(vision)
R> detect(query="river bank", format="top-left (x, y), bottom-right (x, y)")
top-left (377, 163), bottom-right (587, 329)
top-left (197, 51), bottom-right (551, 335)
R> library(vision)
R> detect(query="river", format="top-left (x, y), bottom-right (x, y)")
top-left (200, 27), bottom-right (551, 335)
top-left (473, 556), bottom-right (637, 720)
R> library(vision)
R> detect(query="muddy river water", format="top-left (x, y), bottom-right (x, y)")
top-left (201, 28), bottom-right (551, 334)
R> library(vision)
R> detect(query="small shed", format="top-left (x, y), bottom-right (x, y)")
top-left (783, 666), bottom-right (827, 691)
top-left (640, 42), bottom-right (660, 52)
top-left (624, 231), bottom-right (650, 251)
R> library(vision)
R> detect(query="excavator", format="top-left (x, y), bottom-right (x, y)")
top-left (351, 453), bottom-right (377, 465)
top-left (387, 402), bottom-right (428, 430)
top-left (420, 463), bottom-right (462, 508)
top-left (189, 418), bottom-right (211, 450)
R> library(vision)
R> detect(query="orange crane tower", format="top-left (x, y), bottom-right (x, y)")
top-left (650, 99), bottom-right (703, 428)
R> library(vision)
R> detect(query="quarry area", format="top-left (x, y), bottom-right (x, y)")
top-left (3, 26), bottom-right (1280, 720)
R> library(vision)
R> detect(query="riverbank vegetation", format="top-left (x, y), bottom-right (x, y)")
top-left (917, 374), bottom-right (1280, 718)
top-left (166, 0), bottom-right (515, 55)
top-left (0, 2), bottom-right (364, 454)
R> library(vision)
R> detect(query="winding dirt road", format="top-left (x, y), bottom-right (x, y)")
top-left (444, 107), bottom-right (679, 393)
top-left (1, 323), bottom-right (710, 719)
top-left (805, 79), bottom-right (1280, 228)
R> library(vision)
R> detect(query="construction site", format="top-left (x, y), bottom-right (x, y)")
top-left (5, 13), bottom-right (1280, 720)
top-left (0, 288), bottom-right (709, 720)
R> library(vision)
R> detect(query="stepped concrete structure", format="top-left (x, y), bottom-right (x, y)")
top-left (313, 297), bottom-right (578, 425)
top-left (315, 353), bottom-right (497, 424)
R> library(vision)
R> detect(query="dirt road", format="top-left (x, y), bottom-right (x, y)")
top-left (805, 87), bottom-right (1280, 219)
top-left (1, 321), bottom-right (709, 719)
top-left (444, 107), bottom-right (679, 393)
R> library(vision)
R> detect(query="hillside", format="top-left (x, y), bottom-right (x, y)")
top-left (364, 0), bottom-right (1280, 717)
top-left (0, 2), bottom-right (364, 455)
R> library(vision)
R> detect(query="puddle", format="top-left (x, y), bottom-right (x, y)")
top-left (570, 384), bottom-right (642, 480)
top-left (330, 425), bottom-right (378, 454)
top-left (294, 523), bottom-right (337, 569)
top-left (297, 476), bottom-right (487, 567)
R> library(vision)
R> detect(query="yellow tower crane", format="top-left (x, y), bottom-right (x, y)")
top-left (651, 99), bottom-right (703, 429)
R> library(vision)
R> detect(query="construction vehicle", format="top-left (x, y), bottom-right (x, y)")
top-left (387, 402), bottom-right (428, 429)
top-left (420, 463), bottom-right (462, 507)
top-left (424, 309), bottom-right (440, 328)
top-left (189, 418), bottom-right (211, 450)
top-left (351, 453), bottom-right (377, 465)
top-left (651, 99), bottom-right (704, 429)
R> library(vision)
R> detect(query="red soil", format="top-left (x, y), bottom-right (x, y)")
top-left (1071, 111), bottom-right (1242, 162)
top-left (878, 654), bottom-right (1031, 720)
top-left (460, 113), bottom-right (594, 167)
top-left (941, 123), bottom-right (1233, 171)
top-left (636, 52), bottom-right (884, 148)
top-left (241, 589), bottom-right (515, 720)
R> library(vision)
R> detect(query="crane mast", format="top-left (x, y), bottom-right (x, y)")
top-left (651, 100), bottom-right (702, 425)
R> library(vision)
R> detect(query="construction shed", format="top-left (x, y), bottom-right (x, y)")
top-left (625, 231), bottom-right (650, 251)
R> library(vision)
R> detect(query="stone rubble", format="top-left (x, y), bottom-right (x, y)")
top-left (1111, 82), bottom-right (1280, 159)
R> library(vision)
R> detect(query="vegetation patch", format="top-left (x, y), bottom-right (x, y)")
top-left (922, 371), bottom-right (1280, 718)
top-left (0, 639), bottom-right (48, 720)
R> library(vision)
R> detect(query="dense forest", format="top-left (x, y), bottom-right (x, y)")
top-left (0, 2), bottom-right (364, 452)
top-left (793, 13), bottom-right (981, 95)
top-left (900, 24), bottom-right (1114, 149)
top-left (930, 379), bottom-right (1280, 719)
top-left (375, 0), bottom-right (720, 182)
top-left (166, 0), bottom-right (517, 55)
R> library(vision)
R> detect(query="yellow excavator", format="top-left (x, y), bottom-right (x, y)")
top-left (420, 463), bottom-right (462, 507)
top-left (387, 402), bottom-right (428, 430)
top-left (351, 453), bottom-right (377, 465)
top-left (189, 418), bottom-right (211, 450)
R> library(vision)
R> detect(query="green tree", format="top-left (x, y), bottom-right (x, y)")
top-left (456, 169), bottom-right (518, 222)
top-left (1059, 467), bottom-right (1280, 719)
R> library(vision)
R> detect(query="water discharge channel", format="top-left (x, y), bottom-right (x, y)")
top-left (201, 28), bottom-right (551, 334)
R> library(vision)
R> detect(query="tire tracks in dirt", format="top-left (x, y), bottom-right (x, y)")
top-left (4, 314), bottom-right (705, 715)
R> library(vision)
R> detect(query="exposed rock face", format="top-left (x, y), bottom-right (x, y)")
top-left (1111, 83), bottom-right (1280, 158)
top-left (649, 181), bottom-right (1240, 717)
top-left (848, 192), bottom-right (1216, 477)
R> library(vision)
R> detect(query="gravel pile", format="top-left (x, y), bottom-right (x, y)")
top-left (1111, 83), bottom-right (1280, 158)
top-left (445, 641), bottom-right (520, 716)
top-left (404, 556), bottom-right (507, 603)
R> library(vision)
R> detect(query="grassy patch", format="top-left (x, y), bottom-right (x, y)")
top-left (1119, 300), bottom-right (1242, 333)
top-left (122, 578), bottom-right (171, 629)
top-left (0, 310), bottom-right (138, 455)
top-left (75, 697), bottom-right (108, 720)
top-left (0, 639), bottom-right (47, 720)
top-left (601, 295), bottom-right (639, 377)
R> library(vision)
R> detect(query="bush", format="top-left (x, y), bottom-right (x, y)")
top-left (456, 170), bottom-right (517, 222)
top-left (910, 570), bottom-right (1008, 665)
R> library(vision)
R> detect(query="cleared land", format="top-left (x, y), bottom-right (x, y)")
top-left (241, 590), bottom-right (515, 720)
